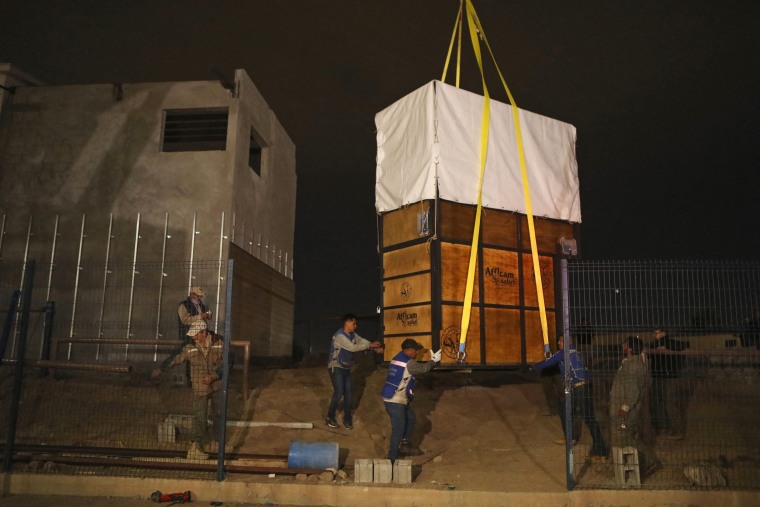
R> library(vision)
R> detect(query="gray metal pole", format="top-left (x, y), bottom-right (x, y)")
top-left (0, 214), bottom-right (6, 259)
top-left (155, 213), bottom-right (169, 361)
top-left (13, 216), bottom-right (33, 358)
top-left (215, 212), bottom-right (225, 333)
top-left (561, 258), bottom-right (574, 491)
top-left (125, 213), bottom-right (140, 359)
top-left (188, 212), bottom-right (197, 292)
top-left (41, 215), bottom-right (59, 356)
top-left (96, 213), bottom-right (113, 360)
top-left (67, 214), bottom-right (86, 360)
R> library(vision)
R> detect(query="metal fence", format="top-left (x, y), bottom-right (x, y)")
top-left (560, 259), bottom-right (760, 490)
top-left (0, 259), bottom-right (239, 480)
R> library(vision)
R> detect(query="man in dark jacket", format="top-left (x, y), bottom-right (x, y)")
top-left (648, 327), bottom-right (688, 439)
top-left (532, 335), bottom-right (606, 460)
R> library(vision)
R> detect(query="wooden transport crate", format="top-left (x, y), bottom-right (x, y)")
top-left (379, 199), bottom-right (576, 366)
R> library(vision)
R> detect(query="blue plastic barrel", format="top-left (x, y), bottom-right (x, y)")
top-left (287, 440), bottom-right (339, 470)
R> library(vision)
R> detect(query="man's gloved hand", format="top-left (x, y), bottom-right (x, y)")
top-left (430, 349), bottom-right (442, 363)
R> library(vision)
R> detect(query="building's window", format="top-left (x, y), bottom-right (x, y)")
top-left (249, 128), bottom-right (265, 176)
top-left (161, 108), bottom-right (229, 152)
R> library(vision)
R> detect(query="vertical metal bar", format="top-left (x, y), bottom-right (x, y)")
top-left (230, 212), bottom-right (236, 243)
top-left (561, 258), bottom-right (573, 491)
top-left (96, 213), bottom-right (114, 360)
top-left (216, 258), bottom-right (234, 481)
top-left (13, 216), bottom-right (34, 358)
top-left (215, 212), bottom-right (225, 333)
top-left (3, 261), bottom-right (35, 472)
top-left (188, 212), bottom-right (197, 292)
top-left (0, 290), bottom-right (21, 364)
top-left (257, 234), bottom-right (262, 259)
top-left (39, 301), bottom-right (55, 375)
top-left (0, 214), bottom-right (6, 258)
top-left (284, 252), bottom-right (289, 278)
top-left (45, 215), bottom-right (59, 301)
top-left (67, 214), bottom-right (86, 360)
top-left (41, 215), bottom-right (59, 356)
top-left (155, 213), bottom-right (169, 361)
top-left (125, 213), bottom-right (141, 359)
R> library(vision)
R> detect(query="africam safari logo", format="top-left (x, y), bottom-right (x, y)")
top-left (485, 266), bottom-right (516, 286)
top-left (396, 310), bottom-right (418, 327)
top-left (400, 282), bottom-right (413, 301)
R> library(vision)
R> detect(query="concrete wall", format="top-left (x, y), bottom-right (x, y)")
top-left (0, 66), bottom-right (297, 362)
top-left (0, 67), bottom-right (296, 266)
top-left (230, 69), bottom-right (296, 273)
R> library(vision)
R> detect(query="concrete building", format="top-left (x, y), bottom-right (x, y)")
top-left (0, 65), bottom-right (297, 364)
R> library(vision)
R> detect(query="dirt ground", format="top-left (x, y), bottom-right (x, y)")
top-left (233, 354), bottom-right (570, 492)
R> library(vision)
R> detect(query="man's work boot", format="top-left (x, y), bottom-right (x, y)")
top-left (398, 440), bottom-right (423, 456)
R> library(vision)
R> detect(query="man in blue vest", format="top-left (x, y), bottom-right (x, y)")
top-left (326, 314), bottom-right (383, 429)
top-left (382, 338), bottom-right (441, 462)
top-left (532, 335), bottom-right (607, 461)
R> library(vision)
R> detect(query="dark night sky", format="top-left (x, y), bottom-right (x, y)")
top-left (2, 1), bottom-right (758, 320)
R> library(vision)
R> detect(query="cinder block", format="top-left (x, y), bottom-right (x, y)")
top-left (157, 421), bottom-right (176, 443)
top-left (373, 459), bottom-right (392, 483)
top-left (612, 446), bottom-right (640, 487)
top-left (393, 459), bottom-right (412, 484)
top-left (354, 459), bottom-right (373, 483)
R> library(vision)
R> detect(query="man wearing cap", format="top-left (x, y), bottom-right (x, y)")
top-left (326, 314), bottom-right (384, 429)
top-left (381, 339), bottom-right (441, 462)
top-left (174, 287), bottom-right (212, 385)
top-left (153, 321), bottom-right (226, 460)
top-left (610, 336), bottom-right (660, 478)
top-left (178, 287), bottom-right (211, 338)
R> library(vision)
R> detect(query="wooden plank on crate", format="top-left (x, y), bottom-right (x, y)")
top-left (382, 202), bottom-right (432, 247)
top-left (520, 216), bottom-right (573, 253)
top-left (521, 253), bottom-right (556, 308)
top-left (439, 305), bottom-right (481, 365)
top-left (383, 336), bottom-right (433, 362)
top-left (482, 208), bottom-right (519, 248)
top-left (441, 243), bottom-right (480, 303)
top-left (524, 309), bottom-right (557, 363)
top-left (384, 272), bottom-right (431, 307)
top-left (383, 243), bottom-right (431, 279)
top-left (482, 248), bottom-right (520, 306)
top-left (483, 308), bottom-right (522, 364)
top-left (438, 200), bottom-right (476, 242)
top-left (383, 304), bottom-right (432, 336)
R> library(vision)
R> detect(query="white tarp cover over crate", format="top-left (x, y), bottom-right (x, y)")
top-left (375, 80), bottom-right (581, 223)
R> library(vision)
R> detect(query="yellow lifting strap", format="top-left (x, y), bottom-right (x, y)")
top-left (442, 0), bottom-right (551, 362)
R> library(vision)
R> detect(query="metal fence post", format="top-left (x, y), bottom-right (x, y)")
top-left (561, 258), bottom-right (574, 490)
top-left (0, 290), bottom-right (21, 365)
top-left (216, 258), bottom-right (234, 481)
top-left (3, 260), bottom-right (36, 471)
top-left (39, 300), bottom-right (55, 377)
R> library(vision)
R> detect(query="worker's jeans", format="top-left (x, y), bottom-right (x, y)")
top-left (327, 367), bottom-right (353, 425)
top-left (191, 390), bottom-right (221, 447)
top-left (385, 401), bottom-right (416, 461)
